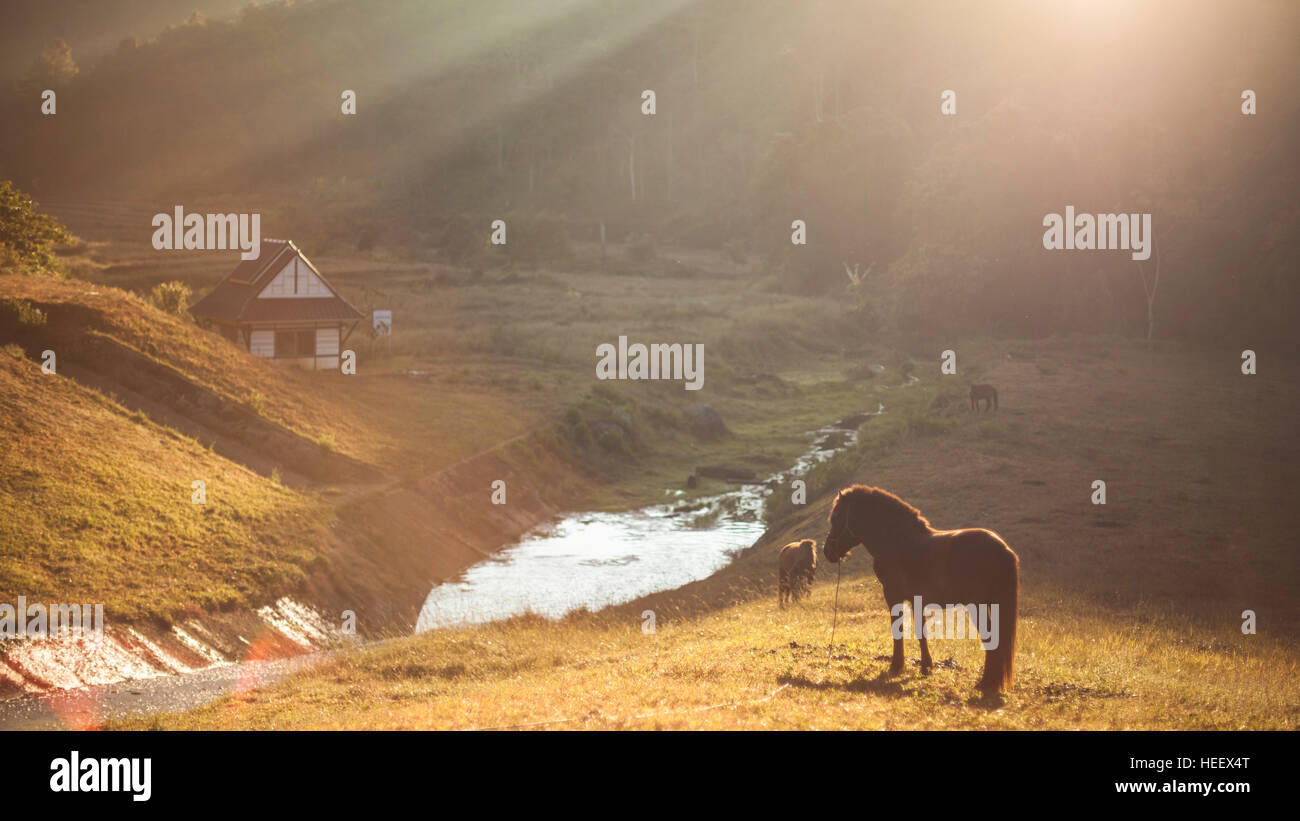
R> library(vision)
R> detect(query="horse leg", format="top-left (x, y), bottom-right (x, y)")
top-left (917, 589), bottom-right (934, 673)
top-left (884, 601), bottom-right (905, 674)
top-left (890, 634), bottom-right (905, 673)
top-left (877, 570), bottom-right (907, 674)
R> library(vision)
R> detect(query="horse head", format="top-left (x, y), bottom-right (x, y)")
top-left (824, 484), bottom-right (932, 561)
top-left (822, 498), bottom-right (861, 563)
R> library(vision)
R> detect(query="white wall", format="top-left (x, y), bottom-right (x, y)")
top-left (246, 326), bottom-right (342, 369)
top-left (315, 326), bottom-right (340, 356)
top-left (258, 257), bottom-right (332, 299)
top-left (249, 329), bottom-right (274, 358)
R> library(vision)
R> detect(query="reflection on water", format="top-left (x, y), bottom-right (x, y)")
top-left (415, 409), bottom-right (880, 632)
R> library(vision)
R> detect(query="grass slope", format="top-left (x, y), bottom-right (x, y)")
top-left (0, 274), bottom-right (536, 471)
top-left (0, 346), bottom-right (330, 620)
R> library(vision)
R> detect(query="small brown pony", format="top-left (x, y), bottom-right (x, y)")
top-left (822, 485), bottom-right (1019, 693)
top-left (778, 539), bottom-right (818, 606)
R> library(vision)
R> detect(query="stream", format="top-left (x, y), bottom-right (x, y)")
top-left (415, 403), bottom-right (886, 631)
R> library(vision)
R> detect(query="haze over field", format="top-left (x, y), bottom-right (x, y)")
top-left (2, 0), bottom-right (1297, 344)
top-left (0, 0), bottom-right (1297, 737)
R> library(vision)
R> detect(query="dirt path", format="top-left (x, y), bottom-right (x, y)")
top-left (0, 653), bottom-right (329, 730)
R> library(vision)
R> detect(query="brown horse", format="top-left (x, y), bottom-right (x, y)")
top-left (778, 539), bottom-right (818, 606)
top-left (970, 384), bottom-right (998, 411)
top-left (822, 485), bottom-right (1018, 693)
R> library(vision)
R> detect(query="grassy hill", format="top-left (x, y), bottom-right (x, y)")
top-left (122, 338), bottom-right (1300, 729)
top-left (0, 343), bottom-right (330, 620)
top-left (0, 270), bottom-right (545, 627)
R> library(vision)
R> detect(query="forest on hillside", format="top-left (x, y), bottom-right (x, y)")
top-left (1, 0), bottom-right (1297, 346)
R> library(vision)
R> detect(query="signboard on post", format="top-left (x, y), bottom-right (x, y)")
top-left (372, 310), bottom-right (392, 354)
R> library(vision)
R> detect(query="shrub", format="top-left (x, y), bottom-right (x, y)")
top-left (149, 280), bottom-right (192, 317)
top-left (244, 390), bottom-right (267, 415)
top-left (2, 298), bottom-right (46, 326)
top-left (594, 423), bottom-right (631, 456)
top-left (562, 407), bottom-right (593, 448)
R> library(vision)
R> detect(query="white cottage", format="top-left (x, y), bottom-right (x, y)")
top-left (189, 239), bottom-right (363, 370)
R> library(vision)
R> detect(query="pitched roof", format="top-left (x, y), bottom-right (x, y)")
top-left (189, 239), bottom-right (364, 324)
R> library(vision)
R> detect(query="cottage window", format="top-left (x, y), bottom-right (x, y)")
top-left (264, 269), bottom-right (292, 297)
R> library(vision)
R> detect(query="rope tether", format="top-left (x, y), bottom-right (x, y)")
top-left (826, 560), bottom-right (842, 671)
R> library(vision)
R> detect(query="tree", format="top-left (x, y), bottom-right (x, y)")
top-left (21, 39), bottom-right (78, 94)
top-left (0, 181), bottom-right (72, 276)
top-left (1137, 237), bottom-right (1161, 344)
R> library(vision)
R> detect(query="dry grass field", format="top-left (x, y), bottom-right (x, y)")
top-left (120, 339), bottom-right (1300, 729)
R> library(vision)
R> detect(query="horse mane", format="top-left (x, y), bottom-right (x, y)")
top-left (830, 484), bottom-right (932, 538)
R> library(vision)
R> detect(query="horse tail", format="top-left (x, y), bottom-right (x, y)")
top-left (982, 545), bottom-right (1019, 692)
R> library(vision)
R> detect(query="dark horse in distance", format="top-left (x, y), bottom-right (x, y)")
top-left (822, 485), bottom-right (1019, 693)
top-left (969, 383), bottom-right (998, 411)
